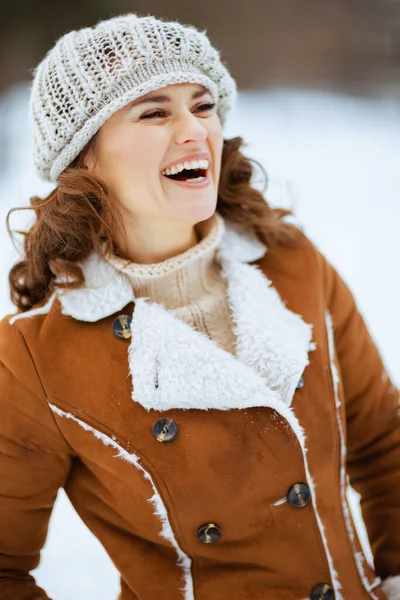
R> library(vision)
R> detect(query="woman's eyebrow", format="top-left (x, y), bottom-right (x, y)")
top-left (128, 88), bottom-right (210, 108)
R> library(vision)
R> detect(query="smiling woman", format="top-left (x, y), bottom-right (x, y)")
top-left (1, 11), bottom-right (400, 600)
top-left (82, 83), bottom-right (224, 264)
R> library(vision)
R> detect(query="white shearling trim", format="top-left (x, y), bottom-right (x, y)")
top-left (217, 220), bottom-right (267, 263)
top-left (128, 255), bottom-right (314, 412)
top-left (370, 578), bottom-right (383, 591)
top-left (326, 311), bottom-right (379, 599)
top-left (382, 575), bottom-right (400, 600)
top-left (290, 417), bottom-right (343, 598)
top-left (305, 472), bottom-right (343, 600)
top-left (49, 403), bottom-right (194, 599)
top-left (56, 251), bottom-right (135, 322)
top-left (128, 297), bottom-right (281, 412)
top-left (273, 497), bottom-right (288, 507)
top-left (9, 293), bottom-right (56, 324)
top-left (221, 257), bottom-right (313, 407)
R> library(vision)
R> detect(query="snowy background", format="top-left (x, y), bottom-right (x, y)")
top-left (0, 84), bottom-right (399, 598)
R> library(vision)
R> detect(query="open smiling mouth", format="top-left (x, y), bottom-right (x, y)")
top-left (161, 159), bottom-right (210, 184)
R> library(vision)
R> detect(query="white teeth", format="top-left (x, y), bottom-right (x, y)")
top-left (188, 176), bottom-right (206, 183)
top-left (161, 158), bottom-right (209, 176)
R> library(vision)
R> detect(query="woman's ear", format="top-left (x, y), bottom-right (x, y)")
top-left (80, 132), bottom-right (99, 173)
top-left (82, 152), bottom-right (93, 172)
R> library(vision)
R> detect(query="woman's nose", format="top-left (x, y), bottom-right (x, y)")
top-left (174, 111), bottom-right (208, 144)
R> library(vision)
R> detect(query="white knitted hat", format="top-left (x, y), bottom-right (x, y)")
top-left (29, 13), bottom-right (237, 183)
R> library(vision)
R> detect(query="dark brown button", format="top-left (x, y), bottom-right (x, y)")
top-left (197, 523), bottom-right (221, 544)
top-left (311, 583), bottom-right (334, 600)
top-left (152, 418), bottom-right (178, 443)
top-left (288, 483), bottom-right (311, 508)
top-left (296, 376), bottom-right (304, 390)
top-left (112, 314), bottom-right (132, 339)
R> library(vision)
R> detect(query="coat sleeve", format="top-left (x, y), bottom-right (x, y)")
top-left (0, 316), bottom-right (73, 599)
top-left (320, 250), bottom-right (400, 587)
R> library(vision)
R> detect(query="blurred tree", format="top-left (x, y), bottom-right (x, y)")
top-left (0, 0), bottom-right (399, 94)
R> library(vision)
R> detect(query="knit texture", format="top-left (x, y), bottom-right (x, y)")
top-left (29, 13), bottom-right (237, 183)
top-left (104, 212), bottom-right (238, 356)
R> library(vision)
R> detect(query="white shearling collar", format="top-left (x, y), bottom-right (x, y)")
top-left (56, 215), bottom-right (314, 410)
top-left (56, 216), bottom-right (267, 323)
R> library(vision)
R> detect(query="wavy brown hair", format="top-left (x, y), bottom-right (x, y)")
top-left (7, 136), bottom-right (303, 312)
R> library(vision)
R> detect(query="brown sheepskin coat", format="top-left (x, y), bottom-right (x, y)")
top-left (0, 216), bottom-right (399, 600)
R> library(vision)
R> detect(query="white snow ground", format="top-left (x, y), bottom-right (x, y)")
top-left (0, 84), bottom-right (399, 598)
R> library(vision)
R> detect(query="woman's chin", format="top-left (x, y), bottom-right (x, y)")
top-left (175, 196), bottom-right (217, 218)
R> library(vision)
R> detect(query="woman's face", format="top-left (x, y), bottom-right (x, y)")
top-left (86, 83), bottom-right (223, 232)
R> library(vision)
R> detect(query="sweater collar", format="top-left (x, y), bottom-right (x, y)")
top-left (101, 212), bottom-right (225, 309)
top-left (55, 212), bottom-right (268, 323)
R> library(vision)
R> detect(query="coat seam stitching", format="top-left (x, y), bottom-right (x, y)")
top-left (325, 310), bottom-right (380, 600)
top-left (49, 403), bottom-right (195, 599)
top-left (49, 397), bottom-right (194, 563)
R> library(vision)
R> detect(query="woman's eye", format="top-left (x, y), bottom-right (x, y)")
top-left (140, 109), bottom-right (167, 120)
top-left (139, 102), bottom-right (216, 120)
top-left (196, 102), bottom-right (216, 112)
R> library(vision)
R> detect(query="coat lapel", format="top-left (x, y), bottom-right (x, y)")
top-left (56, 251), bottom-right (135, 322)
top-left (56, 217), bottom-right (314, 410)
top-left (128, 297), bottom-right (282, 411)
top-left (220, 254), bottom-right (314, 407)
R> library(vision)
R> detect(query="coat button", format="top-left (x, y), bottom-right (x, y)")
top-left (197, 523), bottom-right (222, 544)
top-left (152, 418), bottom-right (178, 443)
top-left (311, 583), bottom-right (334, 600)
top-left (112, 314), bottom-right (132, 339)
top-left (288, 483), bottom-right (311, 508)
top-left (296, 376), bottom-right (304, 390)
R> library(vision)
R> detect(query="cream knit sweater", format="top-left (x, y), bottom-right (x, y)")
top-left (104, 212), bottom-right (237, 356)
